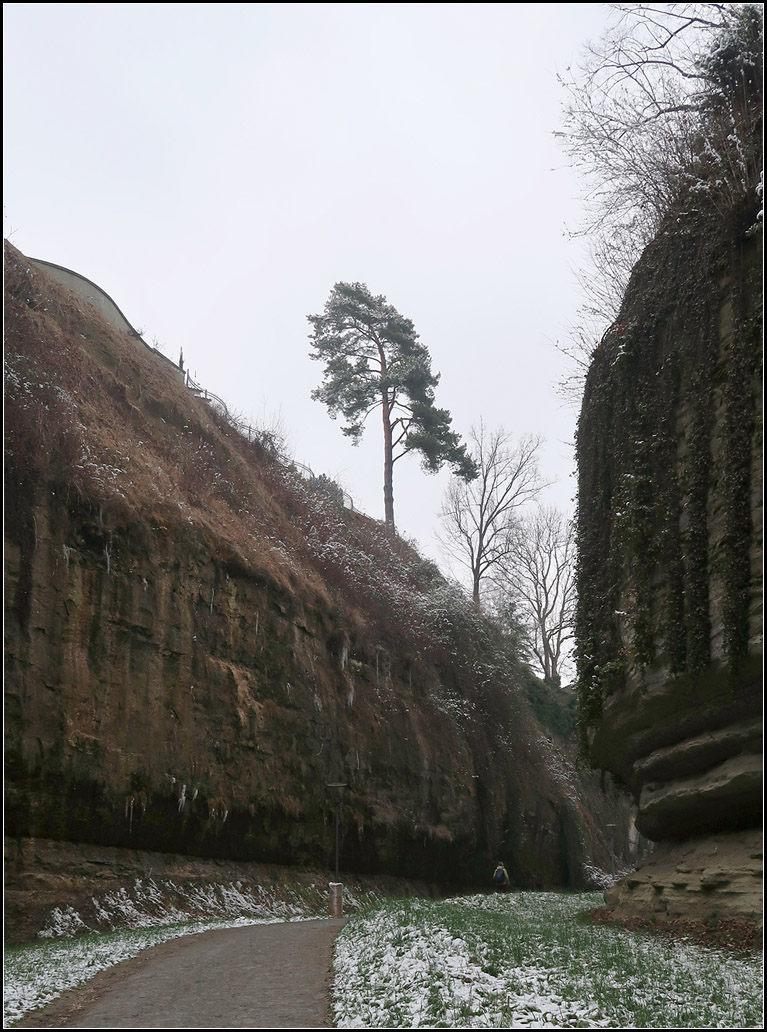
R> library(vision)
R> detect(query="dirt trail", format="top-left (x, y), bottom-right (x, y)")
top-left (18, 919), bottom-right (346, 1029)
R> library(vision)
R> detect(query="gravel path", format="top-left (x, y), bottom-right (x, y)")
top-left (18, 920), bottom-right (346, 1029)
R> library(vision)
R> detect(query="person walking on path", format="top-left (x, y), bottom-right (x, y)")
top-left (493, 861), bottom-right (511, 892)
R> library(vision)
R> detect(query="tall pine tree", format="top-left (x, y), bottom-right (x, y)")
top-left (309, 282), bottom-right (475, 529)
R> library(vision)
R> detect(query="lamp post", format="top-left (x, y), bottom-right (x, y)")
top-left (326, 782), bottom-right (347, 916)
top-left (327, 782), bottom-right (347, 878)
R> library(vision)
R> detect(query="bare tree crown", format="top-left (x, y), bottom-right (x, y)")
top-left (438, 421), bottom-right (547, 610)
top-left (557, 3), bottom-right (763, 401)
top-left (499, 508), bottom-right (577, 686)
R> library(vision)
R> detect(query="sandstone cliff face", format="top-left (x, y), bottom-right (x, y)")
top-left (4, 244), bottom-right (628, 906)
top-left (575, 218), bottom-right (762, 920)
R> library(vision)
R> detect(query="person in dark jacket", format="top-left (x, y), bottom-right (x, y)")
top-left (492, 861), bottom-right (511, 892)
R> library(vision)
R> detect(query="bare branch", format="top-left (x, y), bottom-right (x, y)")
top-left (438, 421), bottom-right (548, 610)
top-left (557, 3), bottom-right (763, 403)
top-left (493, 507), bottom-right (577, 684)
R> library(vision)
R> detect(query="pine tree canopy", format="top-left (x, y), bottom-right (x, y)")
top-left (308, 281), bottom-right (475, 526)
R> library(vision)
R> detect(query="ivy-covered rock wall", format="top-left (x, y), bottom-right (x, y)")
top-left (575, 216), bottom-right (762, 844)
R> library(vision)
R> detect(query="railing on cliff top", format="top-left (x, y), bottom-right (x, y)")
top-left (183, 370), bottom-right (357, 512)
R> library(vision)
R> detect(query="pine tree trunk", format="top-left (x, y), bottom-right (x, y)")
top-left (383, 396), bottom-right (395, 529)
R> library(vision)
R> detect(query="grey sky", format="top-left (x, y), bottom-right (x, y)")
top-left (4, 2), bottom-right (613, 571)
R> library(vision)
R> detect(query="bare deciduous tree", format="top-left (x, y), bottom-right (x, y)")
top-left (557, 3), bottom-right (763, 401)
top-left (438, 422), bottom-right (546, 611)
top-left (498, 507), bottom-right (576, 686)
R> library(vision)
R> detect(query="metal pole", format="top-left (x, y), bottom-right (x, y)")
top-left (335, 796), bottom-right (340, 880)
top-left (326, 781), bottom-right (346, 885)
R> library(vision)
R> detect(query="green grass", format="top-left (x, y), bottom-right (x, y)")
top-left (332, 892), bottom-right (763, 1028)
top-left (6, 890), bottom-right (761, 1028)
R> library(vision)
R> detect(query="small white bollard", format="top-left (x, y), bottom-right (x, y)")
top-left (329, 881), bottom-right (343, 917)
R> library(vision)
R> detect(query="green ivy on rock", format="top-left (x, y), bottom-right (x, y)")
top-left (575, 222), bottom-right (761, 744)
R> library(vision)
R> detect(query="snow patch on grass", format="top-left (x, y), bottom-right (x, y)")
top-left (333, 892), bottom-right (763, 1028)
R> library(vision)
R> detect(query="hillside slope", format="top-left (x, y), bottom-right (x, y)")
top-left (4, 243), bottom-right (628, 914)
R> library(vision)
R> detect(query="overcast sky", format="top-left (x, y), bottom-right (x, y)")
top-left (4, 2), bottom-right (614, 575)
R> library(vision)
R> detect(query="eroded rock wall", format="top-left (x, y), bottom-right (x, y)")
top-left (5, 484), bottom-right (480, 877)
top-left (576, 221), bottom-right (762, 920)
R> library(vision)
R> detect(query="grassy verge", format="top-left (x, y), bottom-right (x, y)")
top-left (332, 892), bottom-right (763, 1028)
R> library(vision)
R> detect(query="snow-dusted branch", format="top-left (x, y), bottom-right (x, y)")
top-left (557, 3), bottom-right (763, 403)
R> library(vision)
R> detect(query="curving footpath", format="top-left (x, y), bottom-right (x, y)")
top-left (19, 920), bottom-right (346, 1029)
